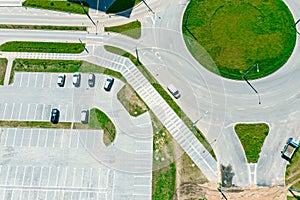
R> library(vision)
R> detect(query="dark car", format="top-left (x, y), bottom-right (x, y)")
top-left (104, 76), bottom-right (114, 91)
top-left (57, 74), bottom-right (66, 87)
top-left (50, 108), bottom-right (60, 124)
top-left (88, 73), bottom-right (95, 87)
top-left (73, 72), bottom-right (81, 87)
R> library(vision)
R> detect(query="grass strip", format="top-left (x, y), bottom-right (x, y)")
top-left (22, 0), bottom-right (89, 15)
top-left (286, 150), bottom-right (300, 190)
top-left (152, 163), bottom-right (176, 200)
top-left (10, 59), bottom-right (125, 84)
top-left (105, 20), bottom-right (141, 39)
top-left (0, 24), bottom-right (86, 31)
top-left (0, 58), bottom-right (8, 85)
top-left (234, 123), bottom-right (269, 163)
top-left (0, 41), bottom-right (85, 53)
top-left (0, 121), bottom-right (71, 129)
top-left (104, 45), bottom-right (216, 159)
top-left (106, 0), bottom-right (141, 14)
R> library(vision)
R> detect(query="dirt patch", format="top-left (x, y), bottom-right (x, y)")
top-left (117, 84), bottom-right (148, 116)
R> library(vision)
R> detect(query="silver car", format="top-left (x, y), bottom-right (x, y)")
top-left (88, 73), bottom-right (95, 87)
top-left (73, 72), bottom-right (81, 87)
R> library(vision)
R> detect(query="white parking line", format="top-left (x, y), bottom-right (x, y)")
top-left (19, 73), bottom-right (23, 87)
top-left (5, 166), bottom-right (11, 185)
top-left (34, 73), bottom-right (38, 88)
top-left (60, 129), bottom-right (65, 148)
top-left (41, 104), bottom-right (46, 121)
top-left (36, 129), bottom-right (41, 146)
top-left (30, 166), bottom-right (35, 186)
top-left (2, 103), bottom-right (7, 119)
top-left (89, 168), bottom-right (92, 188)
top-left (11, 129), bottom-right (17, 146)
top-left (65, 104), bottom-right (68, 121)
top-left (80, 168), bottom-right (84, 186)
top-left (3, 129), bottom-right (9, 146)
top-left (33, 104), bottom-right (38, 120)
top-left (55, 167), bottom-right (60, 186)
top-left (64, 168), bottom-right (68, 187)
top-left (26, 73), bottom-right (30, 87)
top-left (10, 103), bottom-right (15, 120)
top-left (25, 104), bottom-right (30, 120)
top-left (20, 129), bottom-right (25, 147)
top-left (18, 103), bottom-right (23, 120)
top-left (52, 130), bottom-right (57, 148)
top-left (41, 74), bottom-right (45, 88)
top-left (44, 129), bottom-right (49, 147)
top-left (97, 168), bottom-right (101, 189)
top-left (49, 74), bottom-right (53, 88)
top-left (72, 168), bottom-right (76, 187)
top-left (39, 167), bottom-right (43, 186)
top-left (28, 129), bottom-right (33, 147)
top-left (47, 167), bottom-right (51, 186)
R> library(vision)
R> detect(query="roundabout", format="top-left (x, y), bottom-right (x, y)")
top-left (183, 0), bottom-right (296, 80)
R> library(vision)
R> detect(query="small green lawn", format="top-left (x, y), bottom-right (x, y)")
top-left (89, 108), bottom-right (116, 146)
top-left (152, 163), bottom-right (176, 200)
top-left (0, 58), bottom-right (8, 85)
top-left (286, 150), bottom-right (300, 190)
top-left (287, 196), bottom-right (300, 200)
top-left (0, 121), bottom-right (71, 129)
top-left (0, 41), bottom-right (85, 53)
top-left (0, 24), bottom-right (86, 31)
top-left (23, 0), bottom-right (89, 15)
top-left (105, 20), bottom-right (141, 39)
top-left (106, 0), bottom-right (141, 14)
top-left (183, 0), bottom-right (296, 80)
top-left (234, 123), bottom-right (269, 163)
top-left (10, 59), bottom-right (125, 84)
top-left (75, 108), bottom-right (116, 146)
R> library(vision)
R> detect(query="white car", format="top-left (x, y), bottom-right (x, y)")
top-left (73, 72), bottom-right (81, 87)
top-left (167, 84), bottom-right (180, 99)
top-left (57, 74), bottom-right (65, 87)
top-left (81, 109), bottom-right (89, 124)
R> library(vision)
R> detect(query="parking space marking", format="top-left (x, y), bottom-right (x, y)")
top-left (80, 168), bottom-right (84, 187)
top-left (18, 103), bottom-right (23, 120)
top-left (20, 129), bottom-right (25, 147)
top-left (72, 168), bottom-right (76, 187)
top-left (33, 104), bottom-right (38, 120)
top-left (41, 104), bottom-right (45, 121)
top-left (34, 73), bottom-right (38, 88)
top-left (19, 73), bottom-right (23, 87)
top-left (2, 103), bottom-right (7, 119)
top-left (41, 73), bottom-right (45, 88)
top-left (25, 104), bottom-right (30, 120)
top-left (44, 129), bottom-right (49, 148)
top-left (46, 167), bottom-right (51, 186)
top-left (5, 166), bottom-right (11, 185)
top-left (27, 73), bottom-right (30, 87)
top-left (36, 129), bottom-right (41, 147)
top-left (49, 74), bottom-right (53, 88)
top-left (65, 104), bottom-right (68, 121)
top-left (10, 102), bottom-right (15, 120)
top-left (11, 129), bottom-right (17, 147)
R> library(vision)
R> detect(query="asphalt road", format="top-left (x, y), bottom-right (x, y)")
top-left (0, 0), bottom-right (299, 188)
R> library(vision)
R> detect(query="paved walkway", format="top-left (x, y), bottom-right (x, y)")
top-left (3, 57), bottom-right (13, 86)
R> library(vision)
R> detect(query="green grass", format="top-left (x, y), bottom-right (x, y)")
top-left (0, 41), bottom-right (85, 53)
top-left (152, 163), bottom-right (176, 200)
top-left (23, 0), bottom-right (89, 15)
top-left (234, 123), bottom-right (269, 163)
top-left (0, 58), bottom-right (8, 85)
top-left (117, 84), bottom-right (148, 116)
top-left (0, 24), bottom-right (86, 31)
top-left (105, 20), bottom-right (141, 39)
top-left (286, 150), bottom-right (300, 190)
top-left (105, 45), bottom-right (216, 159)
top-left (10, 59), bottom-right (125, 84)
top-left (183, 0), bottom-right (296, 80)
top-left (89, 108), bottom-right (116, 146)
top-left (106, 0), bottom-right (141, 14)
top-left (75, 108), bottom-right (117, 146)
top-left (0, 121), bottom-right (71, 129)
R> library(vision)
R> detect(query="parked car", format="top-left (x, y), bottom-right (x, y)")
top-left (104, 76), bottom-right (114, 91)
top-left (88, 73), bottom-right (95, 87)
top-left (73, 72), bottom-right (81, 87)
top-left (50, 108), bottom-right (60, 124)
top-left (167, 84), bottom-right (180, 99)
top-left (57, 74), bottom-right (66, 87)
top-left (81, 109), bottom-right (89, 124)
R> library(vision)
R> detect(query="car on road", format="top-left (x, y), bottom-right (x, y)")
top-left (57, 74), bottom-right (66, 87)
top-left (81, 109), bottom-right (89, 124)
top-left (50, 108), bottom-right (60, 124)
top-left (88, 73), bottom-right (95, 87)
top-left (73, 72), bottom-right (81, 87)
top-left (167, 84), bottom-right (180, 99)
top-left (104, 76), bottom-right (114, 91)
